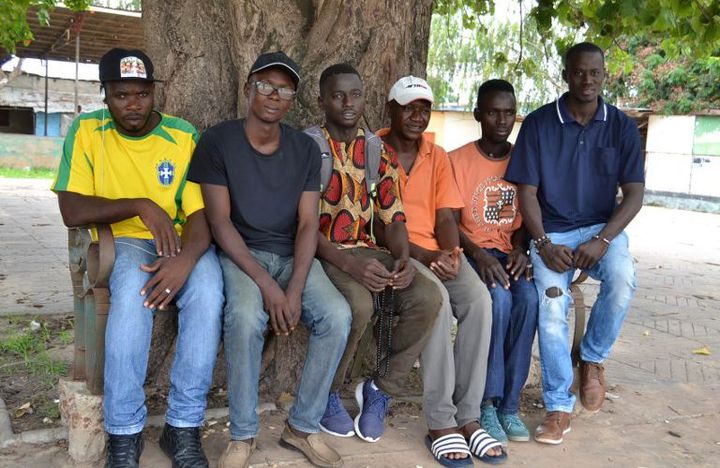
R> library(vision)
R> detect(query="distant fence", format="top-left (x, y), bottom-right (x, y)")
top-left (0, 133), bottom-right (63, 170)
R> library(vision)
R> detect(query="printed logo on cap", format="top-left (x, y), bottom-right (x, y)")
top-left (157, 160), bottom-right (175, 186)
top-left (120, 56), bottom-right (147, 79)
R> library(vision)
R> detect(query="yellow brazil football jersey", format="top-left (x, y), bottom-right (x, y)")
top-left (52, 109), bottom-right (203, 239)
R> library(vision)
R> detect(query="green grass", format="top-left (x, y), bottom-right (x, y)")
top-left (58, 330), bottom-right (74, 345)
top-left (0, 319), bottom-right (71, 380)
top-left (0, 331), bottom-right (39, 360)
top-left (0, 167), bottom-right (56, 179)
top-left (36, 396), bottom-right (61, 420)
top-left (27, 352), bottom-right (68, 378)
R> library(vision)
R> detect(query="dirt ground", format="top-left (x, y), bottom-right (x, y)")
top-left (0, 315), bottom-right (73, 432)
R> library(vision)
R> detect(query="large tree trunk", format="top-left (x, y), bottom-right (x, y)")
top-left (144, 0), bottom-right (433, 131)
top-left (142, 0), bottom-right (433, 397)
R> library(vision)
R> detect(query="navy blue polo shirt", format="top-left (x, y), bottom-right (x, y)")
top-left (505, 93), bottom-right (644, 233)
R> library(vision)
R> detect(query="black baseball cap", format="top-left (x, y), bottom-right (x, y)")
top-left (248, 51), bottom-right (300, 88)
top-left (99, 48), bottom-right (156, 84)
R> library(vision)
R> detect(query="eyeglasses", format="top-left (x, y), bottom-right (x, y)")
top-left (252, 80), bottom-right (296, 100)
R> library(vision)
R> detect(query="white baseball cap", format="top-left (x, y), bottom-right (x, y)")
top-left (388, 75), bottom-right (434, 105)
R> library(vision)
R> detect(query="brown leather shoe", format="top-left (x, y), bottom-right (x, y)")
top-left (534, 411), bottom-right (571, 445)
top-left (280, 423), bottom-right (343, 467)
top-left (580, 360), bottom-right (606, 412)
top-left (218, 439), bottom-right (255, 468)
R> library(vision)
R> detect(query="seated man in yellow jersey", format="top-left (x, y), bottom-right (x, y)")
top-left (52, 48), bottom-right (223, 468)
top-left (378, 76), bottom-right (506, 466)
top-left (449, 80), bottom-right (537, 446)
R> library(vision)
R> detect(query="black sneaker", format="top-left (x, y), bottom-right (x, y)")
top-left (105, 432), bottom-right (143, 468)
top-left (159, 423), bottom-right (208, 468)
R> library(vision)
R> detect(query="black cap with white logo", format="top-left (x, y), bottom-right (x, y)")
top-left (99, 48), bottom-right (156, 84)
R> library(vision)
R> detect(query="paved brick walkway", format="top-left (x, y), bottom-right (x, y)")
top-left (0, 178), bottom-right (70, 315)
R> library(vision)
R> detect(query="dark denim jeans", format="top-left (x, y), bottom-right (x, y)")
top-left (467, 249), bottom-right (538, 414)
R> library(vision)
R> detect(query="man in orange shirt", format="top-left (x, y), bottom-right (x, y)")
top-left (448, 79), bottom-right (537, 446)
top-left (380, 76), bottom-right (506, 466)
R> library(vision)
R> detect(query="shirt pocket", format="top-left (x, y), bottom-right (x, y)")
top-left (594, 147), bottom-right (619, 177)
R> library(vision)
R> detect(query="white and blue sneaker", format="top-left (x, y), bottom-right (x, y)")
top-left (319, 391), bottom-right (355, 437)
top-left (354, 379), bottom-right (391, 443)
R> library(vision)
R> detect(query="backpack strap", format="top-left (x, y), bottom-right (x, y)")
top-left (363, 127), bottom-right (383, 243)
top-left (363, 127), bottom-right (382, 198)
top-left (303, 125), bottom-right (333, 192)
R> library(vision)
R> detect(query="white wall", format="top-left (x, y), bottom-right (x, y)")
top-left (426, 110), bottom-right (521, 152)
top-left (430, 110), bottom-right (720, 199)
top-left (645, 115), bottom-right (720, 198)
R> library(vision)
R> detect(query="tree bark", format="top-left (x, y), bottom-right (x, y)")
top-left (142, 0), bottom-right (433, 397)
top-left (143, 0), bottom-right (434, 131)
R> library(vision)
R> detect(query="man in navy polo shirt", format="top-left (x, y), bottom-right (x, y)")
top-left (506, 42), bottom-right (645, 445)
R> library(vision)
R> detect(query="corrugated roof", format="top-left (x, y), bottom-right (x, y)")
top-left (4, 5), bottom-right (143, 63)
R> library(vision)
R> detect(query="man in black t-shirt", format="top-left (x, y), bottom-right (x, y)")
top-left (188, 51), bottom-right (350, 468)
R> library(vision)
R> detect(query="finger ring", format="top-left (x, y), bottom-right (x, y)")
top-left (164, 288), bottom-right (172, 294)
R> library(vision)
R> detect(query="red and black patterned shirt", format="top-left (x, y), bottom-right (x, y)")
top-left (318, 127), bottom-right (406, 248)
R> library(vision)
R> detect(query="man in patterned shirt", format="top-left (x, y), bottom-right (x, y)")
top-left (311, 63), bottom-right (442, 443)
top-left (53, 48), bottom-right (223, 468)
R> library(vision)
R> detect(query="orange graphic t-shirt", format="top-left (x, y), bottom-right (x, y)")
top-left (448, 141), bottom-right (522, 254)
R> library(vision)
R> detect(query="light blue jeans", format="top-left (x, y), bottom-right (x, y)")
top-left (219, 249), bottom-right (351, 440)
top-left (104, 238), bottom-right (224, 435)
top-left (530, 224), bottom-right (636, 413)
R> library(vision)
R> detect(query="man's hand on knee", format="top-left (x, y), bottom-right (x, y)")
top-left (140, 256), bottom-right (194, 310)
top-left (539, 244), bottom-right (574, 273)
top-left (574, 238), bottom-right (608, 270)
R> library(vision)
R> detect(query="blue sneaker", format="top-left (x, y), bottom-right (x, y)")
top-left (319, 391), bottom-right (355, 437)
top-left (480, 404), bottom-right (508, 446)
top-left (498, 412), bottom-right (530, 441)
top-left (354, 380), bottom-right (391, 442)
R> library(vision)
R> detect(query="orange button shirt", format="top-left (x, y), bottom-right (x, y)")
top-left (377, 128), bottom-right (464, 251)
top-left (448, 141), bottom-right (522, 254)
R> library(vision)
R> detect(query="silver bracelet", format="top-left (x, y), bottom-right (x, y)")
top-left (593, 235), bottom-right (611, 245)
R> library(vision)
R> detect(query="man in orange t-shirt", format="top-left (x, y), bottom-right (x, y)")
top-left (381, 76), bottom-right (506, 465)
top-left (449, 79), bottom-right (537, 446)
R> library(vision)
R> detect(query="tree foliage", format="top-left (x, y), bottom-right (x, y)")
top-left (434, 0), bottom-right (720, 60)
top-left (427, 9), bottom-right (567, 114)
top-left (430, 0), bottom-right (719, 112)
top-left (0, 0), bottom-right (92, 53)
top-left (607, 37), bottom-right (720, 113)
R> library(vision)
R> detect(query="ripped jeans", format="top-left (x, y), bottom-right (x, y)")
top-left (530, 224), bottom-right (636, 412)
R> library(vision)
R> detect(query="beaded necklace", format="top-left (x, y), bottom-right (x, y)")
top-left (373, 286), bottom-right (395, 378)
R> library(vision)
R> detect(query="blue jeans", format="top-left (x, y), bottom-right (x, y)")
top-left (104, 238), bottom-right (223, 435)
top-left (466, 250), bottom-right (538, 414)
top-left (530, 223), bottom-right (636, 413)
top-left (219, 249), bottom-right (350, 440)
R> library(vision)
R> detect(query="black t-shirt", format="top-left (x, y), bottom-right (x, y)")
top-left (188, 119), bottom-right (321, 257)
